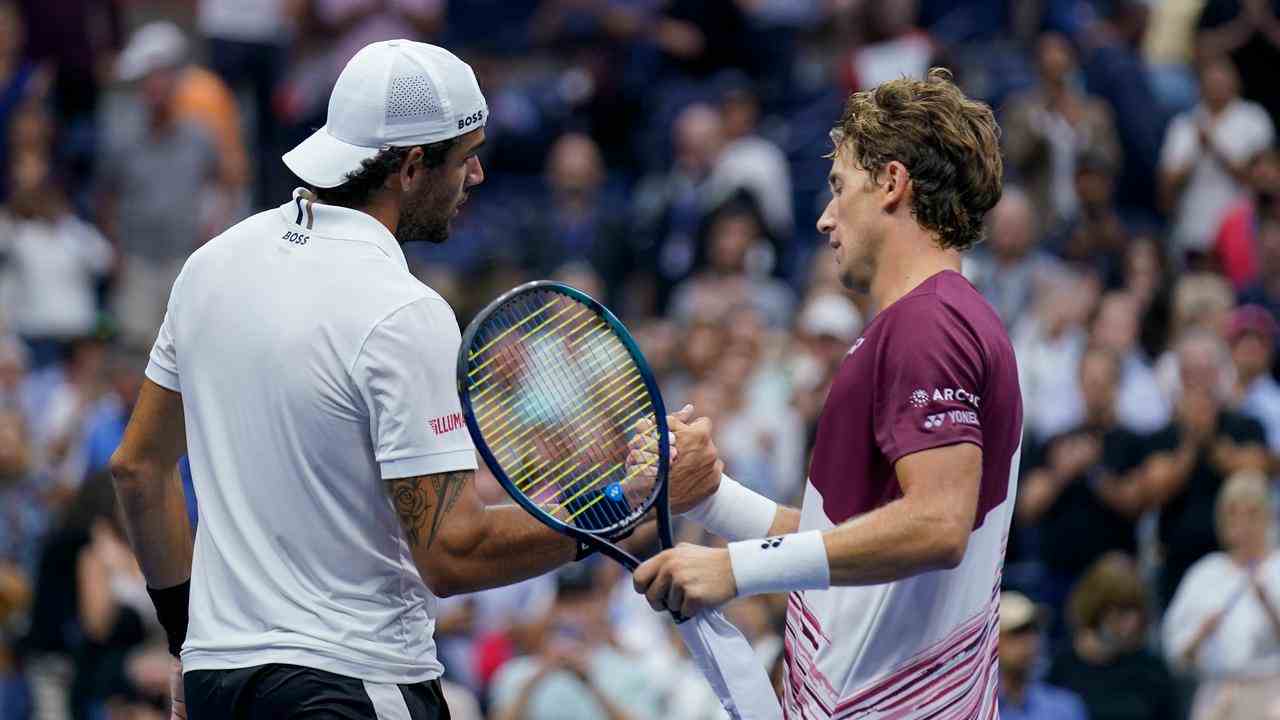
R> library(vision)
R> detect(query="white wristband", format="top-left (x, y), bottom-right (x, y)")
top-left (728, 530), bottom-right (830, 597)
top-left (681, 473), bottom-right (778, 541)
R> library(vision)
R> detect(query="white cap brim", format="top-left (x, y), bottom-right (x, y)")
top-left (282, 125), bottom-right (383, 189)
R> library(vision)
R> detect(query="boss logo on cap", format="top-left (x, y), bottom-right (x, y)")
top-left (457, 109), bottom-right (485, 130)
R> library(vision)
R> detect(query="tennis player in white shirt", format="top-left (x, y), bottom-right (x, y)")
top-left (109, 40), bottom-right (722, 720)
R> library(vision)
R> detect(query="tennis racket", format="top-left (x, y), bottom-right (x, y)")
top-left (457, 281), bottom-right (678, 595)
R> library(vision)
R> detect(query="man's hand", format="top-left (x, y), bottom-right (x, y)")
top-left (666, 412), bottom-right (723, 514)
top-left (170, 657), bottom-right (186, 720)
top-left (633, 543), bottom-right (736, 617)
top-left (1048, 433), bottom-right (1100, 481)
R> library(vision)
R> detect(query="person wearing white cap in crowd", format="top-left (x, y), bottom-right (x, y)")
top-left (997, 591), bottom-right (1087, 720)
top-left (105, 38), bottom-right (726, 719)
top-left (100, 20), bottom-right (235, 349)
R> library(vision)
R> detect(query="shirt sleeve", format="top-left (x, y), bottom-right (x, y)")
top-left (352, 296), bottom-right (477, 479)
top-left (144, 262), bottom-right (186, 392)
top-left (873, 295), bottom-right (985, 465)
top-left (71, 218), bottom-right (114, 275)
top-left (1158, 116), bottom-right (1195, 172)
top-left (1160, 556), bottom-right (1215, 666)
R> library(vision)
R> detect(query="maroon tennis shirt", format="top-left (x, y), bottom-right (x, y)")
top-left (783, 269), bottom-right (1023, 719)
top-left (808, 269), bottom-right (1022, 527)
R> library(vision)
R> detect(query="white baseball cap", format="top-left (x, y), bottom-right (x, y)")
top-left (283, 40), bottom-right (489, 189)
top-left (116, 21), bottom-right (188, 82)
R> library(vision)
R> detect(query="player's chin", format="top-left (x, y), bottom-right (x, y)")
top-left (839, 268), bottom-right (868, 293)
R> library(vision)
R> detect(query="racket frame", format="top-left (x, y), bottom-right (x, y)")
top-left (457, 280), bottom-right (674, 572)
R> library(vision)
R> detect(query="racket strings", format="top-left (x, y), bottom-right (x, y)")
top-left (465, 290), bottom-right (661, 533)
top-left (493, 294), bottom-right (650, 531)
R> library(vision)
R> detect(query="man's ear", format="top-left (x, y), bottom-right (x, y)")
top-left (880, 160), bottom-right (911, 213)
top-left (397, 147), bottom-right (426, 192)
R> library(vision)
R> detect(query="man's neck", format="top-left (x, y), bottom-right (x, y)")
top-left (1084, 407), bottom-right (1115, 429)
top-left (354, 193), bottom-right (400, 240)
top-left (869, 231), bottom-right (961, 311)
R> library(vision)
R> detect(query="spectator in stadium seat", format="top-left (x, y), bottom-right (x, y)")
top-left (1088, 292), bottom-right (1171, 434)
top-left (708, 316), bottom-right (805, 503)
top-left (0, 1), bottom-right (49, 202)
top-left (1239, 217), bottom-right (1280, 337)
top-left (1160, 55), bottom-right (1274, 260)
top-left (1155, 272), bottom-right (1239, 403)
top-left (1211, 147), bottom-right (1280, 290)
top-left (489, 563), bottom-right (663, 720)
top-left (0, 148), bottom-right (112, 366)
top-left (520, 133), bottom-right (632, 306)
top-left (839, 0), bottom-right (935, 92)
top-left (998, 591), bottom-right (1088, 720)
top-left (114, 21), bottom-right (248, 225)
top-left (652, 0), bottom-right (751, 79)
top-left (789, 292), bottom-right (863, 454)
top-left (963, 186), bottom-right (1062, 331)
top-left (1047, 552), bottom-right (1180, 720)
top-left (1052, 149), bottom-right (1130, 287)
top-left (1002, 32), bottom-right (1121, 233)
top-left (76, 347), bottom-right (145, 476)
top-left (1080, 0), bottom-right (1170, 217)
top-left (16, 0), bottom-right (124, 187)
top-left (1017, 347), bottom-right (1150, 619)
top-left (0, 336), bottom-right (31, 419)
top-left (313, 0), bottom-right (444, 82)
top-left (1164, 471), bottom-right (1280, 720)
top-left (197, 0), bottom-right (292, 206)
top-left (0, 410), bottom-right (47, 578)
top-left (1226, 304), bottom-right (1280, 454)
top-left (1123, 234), bottom-right (1174, 359)
top-left (633, 102), bottom-right (725, 312)
top-left (0, 559), bottom-right (31, 720)
top-left (1143, 329), bottom-right (1270, 605)
top-left (69, 471), bottom-right (157, 720)
top-left (97, 23), bottom-right (223, 347)
top-left (1197, 0), bottom-right (1280, 127)
top-left (1013, 269), bottom-right (1097, 441)
top-left (669, 199), bottom-right (795, 330)
top-left (707, 79), bottom-right (793, 242)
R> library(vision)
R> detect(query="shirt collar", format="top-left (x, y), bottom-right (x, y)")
top-left (278, 188), bottom-right (408, 272)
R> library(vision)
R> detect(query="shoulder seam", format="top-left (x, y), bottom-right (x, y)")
top-left (347, 294), bottom-right (451, 376)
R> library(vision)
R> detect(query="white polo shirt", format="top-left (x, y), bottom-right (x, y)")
top-left (147, 188), bottom-right (477, 683)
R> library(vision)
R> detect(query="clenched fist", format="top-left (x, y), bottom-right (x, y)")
top-left (634, 543), bottom-right (737, 618)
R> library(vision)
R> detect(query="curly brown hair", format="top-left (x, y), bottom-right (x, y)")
top-left (829, 68), bottom-right (1003, 252)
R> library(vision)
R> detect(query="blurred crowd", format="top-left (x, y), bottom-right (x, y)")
top-left (3, 0), bottom-right (1280, 719)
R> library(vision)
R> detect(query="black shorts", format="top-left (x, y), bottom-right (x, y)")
top-left (184, 664), bottom-right (450, 720)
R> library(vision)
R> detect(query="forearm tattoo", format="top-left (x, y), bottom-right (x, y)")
top-left (388, 470), bottom-right (469, 550)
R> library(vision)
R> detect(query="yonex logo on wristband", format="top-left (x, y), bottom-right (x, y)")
top-left (761, 537), bottom-right (784, 550)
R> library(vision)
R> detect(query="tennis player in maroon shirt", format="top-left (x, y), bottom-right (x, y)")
top-left (635, 68), bottom-right (1022, 719)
